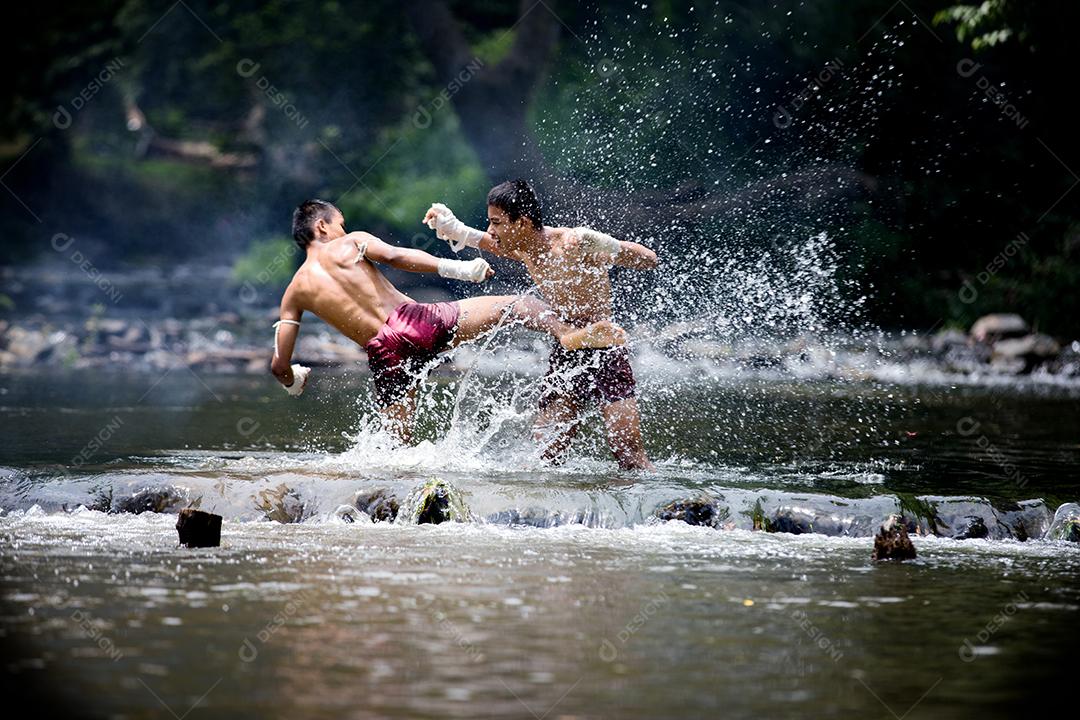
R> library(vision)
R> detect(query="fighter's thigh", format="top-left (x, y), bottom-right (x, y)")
top-left (451, 295), bottom-right (526, 344)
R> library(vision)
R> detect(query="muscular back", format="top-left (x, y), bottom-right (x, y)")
top-left (283, 234), bottom-right (411, 346)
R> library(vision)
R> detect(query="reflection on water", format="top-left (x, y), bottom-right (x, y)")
top-left (1, 368), bottom-right (1079, 717)
top-left (2, 512), bottom-right (1078, 718)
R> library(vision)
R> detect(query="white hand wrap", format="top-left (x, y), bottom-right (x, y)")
top-left (284, 364), bottom-right (310, 396)
top-left (437, 257), bottom-right (490, 283)
top-left (577, 227), bottom-right (622, 258)
top-left (425, 203), bottom-right (484, 252)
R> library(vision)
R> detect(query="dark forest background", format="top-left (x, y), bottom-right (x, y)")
top-left (2, 0), bottom-right (1077, 334)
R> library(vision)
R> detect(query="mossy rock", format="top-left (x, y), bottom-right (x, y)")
top-left (399, 479), bottom-right (472, 525)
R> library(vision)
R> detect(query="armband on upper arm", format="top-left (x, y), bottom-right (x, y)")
top-left (577, 227), bottom-right (621, 258)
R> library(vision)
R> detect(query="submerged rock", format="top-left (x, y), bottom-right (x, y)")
top-left (485, 507), bottom-right (611, 528)
top-left (768, 507), bottom-right (816, 534)
top-left (919, 497), bottom-right (1011, 540)
top-left (354, 489), bottom-right (400, 522)
top-left (655, 497), bottom-right (727, 528)
top-left (1045, 503), bottom-right (1080, 542)
top-left (951, 515), bottom-right (990, 540)
top-left (255, 484), bottom-right (309, 523)
top-left (399, 479), bottom-right (472, 525)
top-left (996, 500), bottom-right (1052, 541)
top-left (872, 515), bottom-right (916, 561)
top-left (333, 505), bottom-right (369, 523)
top-left (992, 334), bottom-right (1061, 373)
top-left (930, 329), bottom-right (968, 354)
top-left (94, 486), bottom-right (187, 514)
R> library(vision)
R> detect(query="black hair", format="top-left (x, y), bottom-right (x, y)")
top-left (291, 199), bottom-right (341, 248)
top-left (486, 180), bottom-right (542, 230)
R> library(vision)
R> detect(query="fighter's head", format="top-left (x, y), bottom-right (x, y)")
top-left (486, 180), bottom-right (542, 250)
top-left (292, 199), bottom-right (345, 248)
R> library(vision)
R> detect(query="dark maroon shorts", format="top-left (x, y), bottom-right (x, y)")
top-left (538, 344), bottom-right (637, 410)
top-left (364, 301), bottom-right (460, 407)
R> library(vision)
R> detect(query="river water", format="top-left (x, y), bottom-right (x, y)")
top-left (2, 362), bottom-right (1079, 718)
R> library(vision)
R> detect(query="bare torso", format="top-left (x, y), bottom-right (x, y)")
top-left (520, 227), bottom-right (613, 326)
top-left (284, 234), bottom-right (412, 346)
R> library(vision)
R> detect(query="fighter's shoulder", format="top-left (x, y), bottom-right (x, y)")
top-left (548, 225), bottom-right (582, 246)
top-left (326, 232), bottom-right (380, 265)
top-left (548, 226), bottom-right (590, 256)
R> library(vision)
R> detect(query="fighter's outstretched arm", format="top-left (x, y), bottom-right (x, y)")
top-left (358, 232), bottom-right (494, 282)
top-left (422, 204), bottom-right (516, 260)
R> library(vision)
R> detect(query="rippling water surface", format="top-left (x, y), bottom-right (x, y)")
top-left (2, 366), bottom-right (1079, 718)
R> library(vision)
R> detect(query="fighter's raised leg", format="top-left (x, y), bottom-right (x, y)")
top-left (452, 295), bottom-right (626, 349)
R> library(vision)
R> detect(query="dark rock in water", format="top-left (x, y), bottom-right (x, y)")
top-left (923, 498), bottom-right (1009, 539)
top-left (416, 484), bottom-right (451, 524)
top-left (996, 500), bottom-right (1051, 541)
top-left (399, 479), bottom-right (472, 525)
top-left (485, 507), bottom-right (610, 528)
top-left (354, 489), bottom-right (400, 522)
top-left (176, 508), bottom-right (221, 548)
top-left (951, 515), bottom-right (990, 540)
top-left (255, 484), bottom-right (309, 523)
top-left (930, 329), bottom-right (969, 354)
top-left (769, 508), bottom-right (815, 535)
top-left (872, 515), bottom-right (916, 561)
top-left (656, 497), bottom-right (724, 528)
top-left (992, 334), bottom-right (1061, 373)
top-left (1045, 503), bottom-right (1080, 542)
top-left (333, 505), bottom-right (367, 523)
top-left (113, 486), bottom-right (186, 514)
top-left (486, 508), bottom-right (564, 528)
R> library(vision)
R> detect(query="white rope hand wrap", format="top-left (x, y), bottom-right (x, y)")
top-left (425, 203), bottom-right (484, 252)
top-left (437, 257), bottom-right (491, 283)
top-left (576, 227), bottom-right (622, 258)
top-left (283, 364), bottom-right (310, 396)
top-left (272, 319), bottom-right (309, 396)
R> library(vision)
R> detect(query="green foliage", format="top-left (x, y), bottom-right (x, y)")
top-left (2, 0), bottom-right (1078, 335)
top-left (341, 113), bottom-right (488, 236)
top-left (933, 1), bottom-right (1015, 50)
top-left (232, 236), bottom-right (298, 286)
top-left (470, 28), bottom-right (516, 66)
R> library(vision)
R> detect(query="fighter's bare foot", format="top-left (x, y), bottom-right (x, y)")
top-left (559, 320), bottom-right (627, 351)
